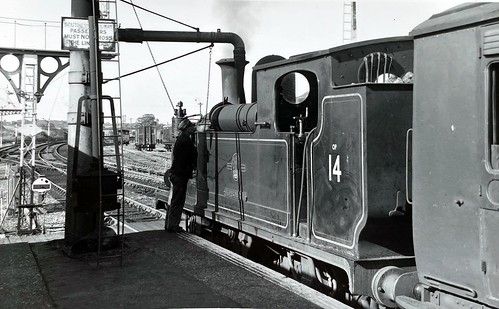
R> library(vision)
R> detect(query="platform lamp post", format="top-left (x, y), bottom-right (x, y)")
top-left (44, 118), bottom-right (51, 141)
top-left (40, 117), bottom-right (50, 143)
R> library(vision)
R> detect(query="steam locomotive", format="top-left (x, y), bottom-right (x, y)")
top-left (162, 3), bottom-right (499, 308)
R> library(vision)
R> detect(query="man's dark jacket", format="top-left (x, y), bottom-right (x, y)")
top-left (170, 133), bottom-right (197, 179)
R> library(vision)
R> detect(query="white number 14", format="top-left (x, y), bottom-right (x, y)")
top-left (329, 154), bottom-right (342, 182)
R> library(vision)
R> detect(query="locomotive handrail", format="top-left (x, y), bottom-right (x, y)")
top-left (405, 128), bottom-right (413, 205)
top-left (254, 121), bottom-right (270, 128)
top-left (295, 128), bottom-right (316, 238)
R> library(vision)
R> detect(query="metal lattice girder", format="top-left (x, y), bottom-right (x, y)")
top-left (0, 48), bottom-right (70, 104)
top-left (0, 109), bottom-right (22, 116)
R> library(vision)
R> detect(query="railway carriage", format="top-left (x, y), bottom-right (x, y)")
top-left (134, 125), bottom-right (156, 151)
top-left (409, 4), bottom-right (499, 308)
top-left (134, 114), bottom-right (157, 151)
top-left (157, 3), bottom-right (499, 308)
top-left (103, 129), bottom-right (130, 146)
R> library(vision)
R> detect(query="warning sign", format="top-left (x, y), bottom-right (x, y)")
top-left (32, 177), bottom-right (52, 193)
top-left (61, 17), bottom-right (115, 52)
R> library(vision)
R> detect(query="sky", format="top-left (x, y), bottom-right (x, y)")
top-left (0, 0), bottom-right (477, 124)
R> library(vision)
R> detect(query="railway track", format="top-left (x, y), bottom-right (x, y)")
top-left (45, 144), bottom-right (168, 230)
top-left (0, 143), bottom-right (170, 235)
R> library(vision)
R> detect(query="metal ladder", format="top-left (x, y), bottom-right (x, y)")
top-left (95, 0), bottom-right (125, 265)
top-left (342, 1), bottom-right (357, 44)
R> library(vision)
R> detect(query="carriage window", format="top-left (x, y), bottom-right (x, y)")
top-left (489, 63), bottom-right (499, 169)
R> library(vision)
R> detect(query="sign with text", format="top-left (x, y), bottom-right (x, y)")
top-left (61, 17), bottom-right (115, 52)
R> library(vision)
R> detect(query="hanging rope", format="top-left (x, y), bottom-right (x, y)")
top-left (205, 46), bottom-right (213, 116)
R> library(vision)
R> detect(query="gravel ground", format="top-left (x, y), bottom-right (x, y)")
top-left (0, 162), bottom-right (65, 235)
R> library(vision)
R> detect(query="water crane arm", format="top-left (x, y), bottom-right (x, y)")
top-left (117, 29), bottom-right (246, 103)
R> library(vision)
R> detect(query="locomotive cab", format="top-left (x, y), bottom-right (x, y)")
top-left (275, 70), bottom-right (318, 135)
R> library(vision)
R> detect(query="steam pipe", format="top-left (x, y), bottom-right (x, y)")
top-left (117, 28), bottom-right (246, 103)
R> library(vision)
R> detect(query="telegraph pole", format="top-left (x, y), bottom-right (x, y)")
top-left (196, 98), bottom-right (203, 117)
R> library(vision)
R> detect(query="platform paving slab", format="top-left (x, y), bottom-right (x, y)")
top-left (0, 230), bottom-right (325, 308)
top-left (0, 242), bottom-right (53, 308)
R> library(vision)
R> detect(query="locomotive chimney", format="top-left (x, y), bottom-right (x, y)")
top-left (217, 58), bottom-right (248, 104)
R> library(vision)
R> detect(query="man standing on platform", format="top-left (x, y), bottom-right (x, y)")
top-left (165, 118), bottom-right (197, 232)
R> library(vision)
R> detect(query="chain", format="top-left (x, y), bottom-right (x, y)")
top-left (205, 46), bottom-right (213, 116)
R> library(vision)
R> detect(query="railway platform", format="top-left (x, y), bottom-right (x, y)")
top-left (0, 229), bottom-right (349, 308)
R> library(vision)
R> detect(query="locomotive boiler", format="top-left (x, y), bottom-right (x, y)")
top-left (173, 3), bottom-right (499, 308)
